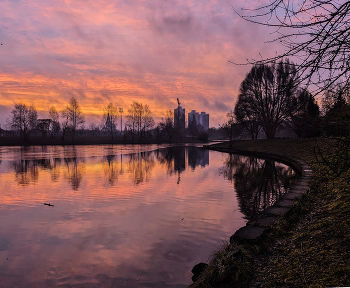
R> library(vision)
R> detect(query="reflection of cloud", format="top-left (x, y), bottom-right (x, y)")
top-left (0, 146), bottom-right (253, 286)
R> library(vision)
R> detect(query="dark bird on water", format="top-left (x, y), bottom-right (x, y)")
top-left (44, 203), bottom-right (54, 207)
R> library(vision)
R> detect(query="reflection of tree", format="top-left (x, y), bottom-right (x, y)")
top-left (51, 158), bottom-right (61, 182)
top-left (156, 146), bottom-right (186, 184)
top-left (64, 157), bottom-right (85, 191)
top-left (10, 154), bottom-right (62, 185)
top-left (220, 154), bottom-right (298, 219)
top-left (102, 155), bottom-right (119, 186)
top-left (13, 160), bottom-right (40, 185)
top-left (126, 151), bottom-right (155, 185)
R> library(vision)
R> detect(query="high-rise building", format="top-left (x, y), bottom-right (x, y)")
top-left (188, 110), bottom-right (209, 132)
top-left (199, 112), bottom-right (209, 131)
top-left (188, 110), bottom-right (200, 126)
top-left (174, 106), bottom-right (185, 134)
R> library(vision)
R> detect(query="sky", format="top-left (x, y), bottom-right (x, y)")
top-left (0, 0), bottom-right (282, 128)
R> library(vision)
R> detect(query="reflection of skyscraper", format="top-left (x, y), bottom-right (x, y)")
top-left (198, 149), bottom-right (209, 167)
top-left (187, 147), bottom-right (209, 170)
top-left (173, 146), bottom-right (186, 173)
top-left (174, 106), bottom-right (185, 134)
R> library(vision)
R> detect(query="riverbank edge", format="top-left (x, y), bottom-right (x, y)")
top-left (188, 144), bottom-right (312, 287)
top-left (0, 136), bottom-right (218, 147)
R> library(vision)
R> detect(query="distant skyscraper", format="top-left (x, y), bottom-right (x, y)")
top-left (188, 110), bottom-right (200, 126)
top-left (199, 112), bottom-right (209, 131)
top-left (188, 110), bottom-right (209, 132)
top-left (174, 106), bottom-right (185, 134)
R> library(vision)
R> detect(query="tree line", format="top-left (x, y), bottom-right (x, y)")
top-left (4, 98), bottom-right (193, 143)
top-left (221, 59), bottom-right (350, 141)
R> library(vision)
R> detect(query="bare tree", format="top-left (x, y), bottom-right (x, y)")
top-left (158, 110), bottom-right (175, 142)
top-left (126, 101), bottom-right (141, 142)
top-left (235, 0), bottom-right (350, 93)
top-left (235, 60), bottom-right (298, 139)
top-left (140, 104), bottom-right (155, 140)
top-left (126, 101), bottom-right (154, 142)
top-left (234, 99), bottom-right (261, 140)
top-left (61, 97), bottom-right (85, 140)
top-left (219, 111), bottom-right (243, 144)
top-left (49, 106), bottom-right (60, 138)
top-left (102, 103), bottom-right (118, 139)
top-left (60, 108), bottom-right (70, 141)
top-left (7, 103), bottom-right (38, 140)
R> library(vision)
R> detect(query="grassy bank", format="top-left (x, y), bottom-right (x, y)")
top-left (190, 138), bottom-right (350, 287)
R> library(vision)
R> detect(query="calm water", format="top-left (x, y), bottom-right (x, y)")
top-left (0, 145), bottom-right (298, 287)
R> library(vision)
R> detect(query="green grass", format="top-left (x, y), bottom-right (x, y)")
top-left (190, 138), bottom-right (350, 287)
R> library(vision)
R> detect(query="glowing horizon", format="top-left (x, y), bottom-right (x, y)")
top-left (0, 0), bottom-right (282, 128)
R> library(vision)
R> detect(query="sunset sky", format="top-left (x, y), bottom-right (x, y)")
top-left (0, 0), bottom-right (282, 128)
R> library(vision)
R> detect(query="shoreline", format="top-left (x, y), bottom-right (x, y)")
top-left (189, 142), bottom-right (311, 287)
top-left (0, 136), bottom-right (222, 147)
top-left (190, 139), bottom-right (350, 287)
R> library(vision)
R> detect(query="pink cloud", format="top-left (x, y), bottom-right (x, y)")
top-left (0, 0), bottom-right (284, 127)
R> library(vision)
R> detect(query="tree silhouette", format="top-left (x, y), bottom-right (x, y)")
top-left (125, 101), bottom-right (154, 142)
top-left (158, 110), bottom-right (175, 143)
top-left (49, 106), bottom-right (60, 138)
top-left (102, 103), bottom-right (118, 140)
top-left (291, 89), bottom-right (321, 138)
top-left (219, 111), bottom-right (243, 143)
top-left (235, 60), bottom-right (298, 139)
top-left (236, 1), bottom-right (350, 93)
top-left (323, 84), bottom-right (350, 137)
top-left (61, 98), bottom-right (85, 141)
top-left (7, 103), bottom-right (38, 141)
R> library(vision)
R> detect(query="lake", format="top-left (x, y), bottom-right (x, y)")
top-left (0, 144), bottom-right (298, 287)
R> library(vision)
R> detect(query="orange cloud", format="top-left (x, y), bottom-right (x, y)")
top-left (0, 0), bottom-right (283, 127)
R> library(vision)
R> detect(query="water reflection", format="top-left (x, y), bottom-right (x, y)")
top-left (12, 159), bottom-right (39, 185)
top-left (0, 145), bottom-right (298, 287)
top-left (187, 146), bottom-right (209, 170)
top-left (155, 147), bottom-right (209, 185)
top-left (220, 154), bottom-right (298, 219)
top-left (64, 157), bottom-right (85, 191)
top-left (103, 155), bottom-right (119, 185)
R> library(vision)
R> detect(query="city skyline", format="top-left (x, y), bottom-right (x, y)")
top-left (0, 0), bottom-right (283, 128)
